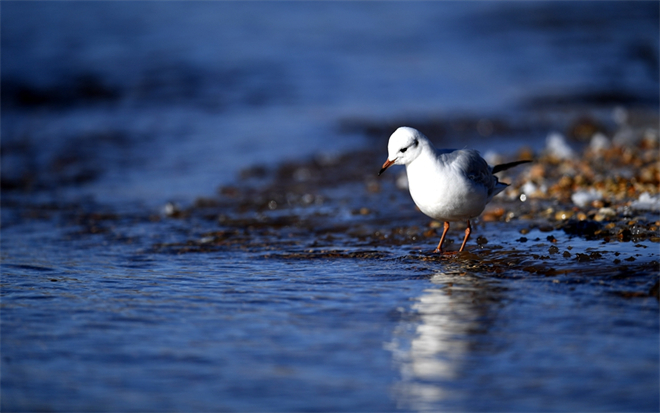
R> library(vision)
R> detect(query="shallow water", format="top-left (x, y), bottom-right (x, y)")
top-left (2, 210), bottom-right (658, 411)
top-left (2, 2), bottom-right (659, 412)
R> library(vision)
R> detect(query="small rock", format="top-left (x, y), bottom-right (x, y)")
top-left (589, 133), bottom-right (611, 152)
top-left (555, 210), bottom-right (574, 221)
top-left (546, 132), bottom-right (576, 159)
top-left (631, 192), bottom-right (660, 212)
top-left (562, 219), bottom-right (603, 239)
top-left (571, 188), bottom-right (602, 208)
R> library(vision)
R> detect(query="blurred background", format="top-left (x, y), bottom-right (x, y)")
top-left (2, 3), bottom-right (659, 412)
top-left (3, 1), bottom-right (658, 206)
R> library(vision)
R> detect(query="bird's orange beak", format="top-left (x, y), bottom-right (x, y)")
top-left (378, 159), bottom-right (395, 176)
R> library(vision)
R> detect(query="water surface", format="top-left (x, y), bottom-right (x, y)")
top-left (2, 2), bottom-right (659, 412)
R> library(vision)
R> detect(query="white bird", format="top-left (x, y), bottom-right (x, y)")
top-left (378, 126), bottom-right (530, 253)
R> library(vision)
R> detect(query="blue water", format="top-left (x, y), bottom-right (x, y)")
top-left (2, 2), bottom-right (659, 412)
top-left (3, 222), bottom-right (658, 411)
top-left (3, 1), bottom-right (657, 204)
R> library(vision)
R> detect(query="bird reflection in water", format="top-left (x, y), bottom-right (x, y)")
top-left (387, 271), bottom-right (499, 411)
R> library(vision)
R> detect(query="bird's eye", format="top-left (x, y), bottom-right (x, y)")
top-left (400, 147), bottom-right (408, 153)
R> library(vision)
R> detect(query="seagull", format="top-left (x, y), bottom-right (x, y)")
top-left (378, 126), bottom-right (530, 253)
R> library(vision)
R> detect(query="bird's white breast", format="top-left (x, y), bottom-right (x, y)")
top-left (405, 151), bottom-right (489, 222)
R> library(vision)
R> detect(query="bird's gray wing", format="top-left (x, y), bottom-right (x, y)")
top-left (455, 149), bottom-right (499, 196)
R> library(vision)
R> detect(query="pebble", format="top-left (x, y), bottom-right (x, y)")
top-left (555, 210), bottom-right (574, 221)
top-left (594, 207), bottom-right (616, 221)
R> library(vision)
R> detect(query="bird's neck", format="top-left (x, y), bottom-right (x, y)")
top-left (406, 146), bottom-right (438, 179)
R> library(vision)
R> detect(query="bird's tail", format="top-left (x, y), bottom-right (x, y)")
top-left (492, 160), bottom-right (532, 174)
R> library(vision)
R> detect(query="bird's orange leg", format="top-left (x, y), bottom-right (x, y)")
top-left (433, 221), bottom-right (450, 253)
top-left (458, 220), bottom-right (472, 252)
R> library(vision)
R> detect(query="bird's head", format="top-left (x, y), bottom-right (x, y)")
top-left (378, 127), bottom-right (426, 176)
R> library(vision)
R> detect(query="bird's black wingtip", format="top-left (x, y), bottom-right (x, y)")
top-left (492, 159), bottom-right (532, 174)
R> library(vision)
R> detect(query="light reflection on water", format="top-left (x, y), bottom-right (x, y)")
top-left (389, 271), bottom-right (486, 411)
top-left (389, 267), bottom-right (659, 412)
